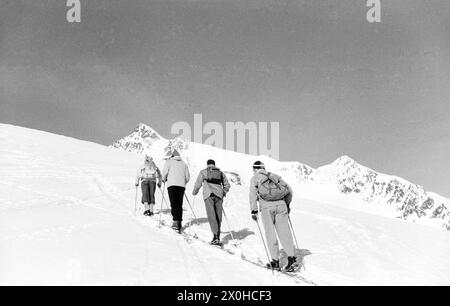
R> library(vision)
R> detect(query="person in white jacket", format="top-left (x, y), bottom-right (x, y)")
top-left (135, 155), bottom-right (162, 216)
top-left (161, 150), bottom-right (190, 231)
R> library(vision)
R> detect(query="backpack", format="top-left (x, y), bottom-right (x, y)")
top-left (205, 168), bottom-right (224, 185)
top-left (257, 172), bottom-right (290, 202)
top-left (141, 166), bottom-right (158, 180)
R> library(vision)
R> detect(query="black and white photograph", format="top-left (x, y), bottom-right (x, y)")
top-left (1, 0), bottom-right (449, 289)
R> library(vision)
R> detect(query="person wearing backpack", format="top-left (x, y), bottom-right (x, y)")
top-left (249, 161), bottom-right (296, 272)
top-left (192, 159), bottom-right (231, 245)
top-left (161, 150), bottom-right (190, 232)
top-left (135, 155), bottom-right (162, 216)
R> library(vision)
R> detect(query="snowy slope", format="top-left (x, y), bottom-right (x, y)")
top-left (0, 124), bottom-right (300, 285)
top-left (2, 123), bottom-right (450, 285)
top-left (112, 124), bottom-right (450, 231)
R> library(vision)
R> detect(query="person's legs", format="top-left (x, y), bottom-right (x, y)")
top-left (168, 186), bottom-right (185, 223)
top-left (274, 204), bottom-right (295, 257)
top-left (141, 181), bottom-right (151, 214)
top-left (148, 181), bottom-right (156, 213)
top-left (205, 196), bottom-right (220, 236)
top-left (175, 186), bottom-right (185, 222)
top-left (168, 186), bottom-right (177, 221)
top-left (260, 207), bottom-right (279, 261)
top-left (141, 181), bottom-right (149, 204)
top-left (214, 197), bottom-right (223, 238)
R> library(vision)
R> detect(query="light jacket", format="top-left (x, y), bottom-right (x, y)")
top-left (161, 156), bottom-right (190, 188)
top-left (249, 169), bottom-right (293, 212)
top-left (192, 165), bottom-right (231, 200)
top-left (136, 163), bottom-right (161, 185)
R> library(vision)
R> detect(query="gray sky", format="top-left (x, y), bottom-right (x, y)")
top-left (1, 0), bottom-right (449, 196)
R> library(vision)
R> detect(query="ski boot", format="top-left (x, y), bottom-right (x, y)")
top-left (266, 260), bottom-right (281, 271)
top-left (172, 221), bottom-right (181, 233)
top-left (143, 210), bottom-right (151, 216)
top-left (210, 235), bottom-right (221, 246)
top-left (149, 204), bottom-right (155, 217)
top-left (283, 256), bottom-right (298, 272)
top-left (172, 221), bottom-right (178, 230)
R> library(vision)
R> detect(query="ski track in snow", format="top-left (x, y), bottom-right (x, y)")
top-left (1, 124), bottom-right (450, 285)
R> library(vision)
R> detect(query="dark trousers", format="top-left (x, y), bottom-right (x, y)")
top-left (141, 180), bottom-right (156, 204)
top-left (168, 186), bottom-right (185, 222)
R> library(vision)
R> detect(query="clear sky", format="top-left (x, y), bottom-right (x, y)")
top-left (1, 0), bottom-right (449, 196)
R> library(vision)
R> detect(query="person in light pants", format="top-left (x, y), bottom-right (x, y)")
top-left (249, 161), bottom-right (296, 271)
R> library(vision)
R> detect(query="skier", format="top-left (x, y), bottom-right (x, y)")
top-left (161, 150), bottom-right (190, 232)
top-left (192, 159), bottom-right (231, 245)
top-left (135, 155), bottom-right (162, 216)
top-left (249, 161), bottom-right (297, 272)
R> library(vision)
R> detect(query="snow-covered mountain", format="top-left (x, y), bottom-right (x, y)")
top-left (314, 156), bottom-right (450, 230)
top-left (112, 123), bottom-right (190, 158)
top-left (112, 124), bottom-right (450, 231)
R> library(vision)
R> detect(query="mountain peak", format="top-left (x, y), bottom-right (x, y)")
top-left (110, 123), bottom-right (165, 154)
top-left (332, 155), bottom-right (358, 168)
top-left (132, 123), bottom-right (163, 140)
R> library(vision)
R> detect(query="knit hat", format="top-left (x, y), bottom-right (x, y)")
top-left (207, 159), bottom-right (215, 166)
top-left (253, 161), bottom-right (265, 170)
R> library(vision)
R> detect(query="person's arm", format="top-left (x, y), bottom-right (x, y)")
top-left (185, 164), bottom-right (190, 184)
top-left (192, 171), bottom-right (204, 196)
top-left (156, 167), bottom-right (162, 187)
top-left (249, 176), bottom-right (259, 213)
top-left (222, 172), bottom-right (231, 196)
top-left (161, 162), bottom-right (169, 183)
top-left (283, 179), bottom-right (293, 204)
top-left (135, 168), bottom-right (141, 186)
top-left (281, 179), bottom-right (293, 213)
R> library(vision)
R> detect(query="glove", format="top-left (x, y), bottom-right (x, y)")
top-left (157, 182), bottom-right (162, 189)
top-left (287, 204), bottom-right (291, 214)
top-left (135, 183), bottom-right (139, 187)
top-left (251, 211), bottom-right (258, 221)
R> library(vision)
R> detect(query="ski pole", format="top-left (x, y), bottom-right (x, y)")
top-left (222, 207), bottom-right (238, 246)
top-left (134, 186), bottom-right (138, 216)
top-left (182, 194), bottom-right (198, 239)
top-left (187, 195), bottom-right (196, 237)
top-left (161, 191), bottom-right (170, 210)
top-left (184, 194), bottom-right (198, 221)
top-left (288, 216), bottom-right (300, 250)
top-left (255, 218), bottom-right (274, 275)
top-left (158, 183), bottom-right (167, 227)
top-left (190, 195), bottom-right (197, 228)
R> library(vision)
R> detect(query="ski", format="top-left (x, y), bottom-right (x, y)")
top-left (241, 255), bottom-right (316, 285)
top-left (177, 228), bottom-right (314, 285)
top-left (209, 242), bottom-right (224, 249)
top-left (135, 211), bottom-right (316, 285)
